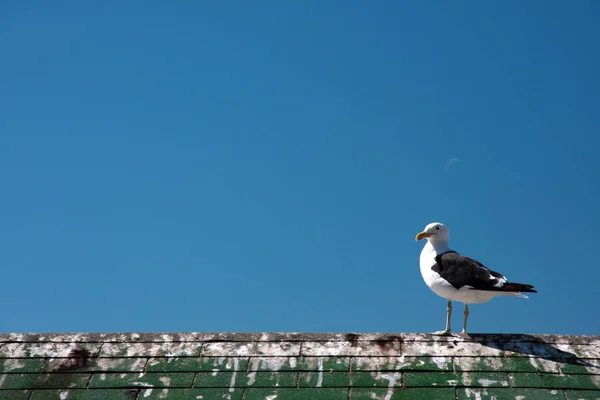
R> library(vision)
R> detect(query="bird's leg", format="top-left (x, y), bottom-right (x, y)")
top-left (432, 301), bottom-right (452, 336)
top-left (459, 304), bottom-right (470, 337)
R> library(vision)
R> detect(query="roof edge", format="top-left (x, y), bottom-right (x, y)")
top-left (1, 332), bottom-right (598, 344)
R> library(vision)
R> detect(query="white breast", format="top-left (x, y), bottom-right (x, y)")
top-left (419, 242), bottom-right (442, 288)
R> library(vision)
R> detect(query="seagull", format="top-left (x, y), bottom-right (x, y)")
top-left (415, 222), bottom-right (537, 336)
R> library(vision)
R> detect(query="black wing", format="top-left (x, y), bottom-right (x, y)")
top-left (432, 251), bottom-right (512, 291)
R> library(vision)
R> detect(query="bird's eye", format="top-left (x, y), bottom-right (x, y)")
top-left (436, 227), bottom-right (440, 230)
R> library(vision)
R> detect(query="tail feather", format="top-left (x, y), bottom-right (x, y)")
top-left (502, 282), bottom-right (537, 293)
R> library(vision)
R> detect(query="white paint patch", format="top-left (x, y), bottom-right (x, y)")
top-left (431, 357), bottom-right (449, 370)
top-left (380, 372), bottom-right (401, 400)
top-left (266, 357), bottom-right (287, 371)
top-left (316, 357), bottom-right (323, 387)
top-left (1, 359), bottom-right (25, 372)
top-left (462, 372), bottom-right (473, 386)
top-left (477, 379), bottom-right (498, 387)
top-left (265, 395), bottom-right (277, 400)
top-left (446, 380), bottom-right (458, 386)
top-left (133, 382), bottom-right (153, 387)
top-left (59, 391), bottom-right (69, 400)
top-left (159, 376), bottom-right (171, 386)
top-left (515, 396), bottom-right (525, 400)
top-left (143, 389), bottom-right (153, 397)
top-left (229, 358), bottom-right (239, 392)
top-left (463, 388), bottom-right (483, 400)
top-left (100, 374), bottom-right (107, 381)
top-left (247, 370), bottom-right (256, 385)
top-left (0, 375), bottom-right (7, 388)
top-left (528, 356), bottom-right (538, 370)
top-left (289, 357), bottom-right (297, 368)
top-left (159, 389), bottom-right (169, 399)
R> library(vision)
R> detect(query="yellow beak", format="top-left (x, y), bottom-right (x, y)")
top-left (415, 231), bottom-right (433, 241)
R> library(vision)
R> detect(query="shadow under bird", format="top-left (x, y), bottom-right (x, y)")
top-left (416, 222), bottom-right (537, 336)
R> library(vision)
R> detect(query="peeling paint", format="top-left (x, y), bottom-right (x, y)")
top-left (316, 357), bottom-right (323, 387)
top-left (431, 356), bottom-right (449, 370)
top-left (0, 343), bottom-right (100, 358)
top-left (143, 389), bottom-right (153, 397)
top-left (247, 358), bottom-right (258, 385)
top-left (1, 359), bottom-right (25, 372)
top-left (203, 342), bottom-right (300, 357)
top-left (159, 376), bottom-right (171, 386)
top-left (59, 390), bottom-right (69, 400)
top-left (463, 388), bottom-right (483, 400)
top-left (100, 342), bottom-right (201, 357)
top-left (380, 372), bottom-right (401, 400)
top-left (477, 378), bottom-right (499, 387)
top-left (229, 358), bottom-right (239, 392)
top-left (133, 382), bottom-right (154, 387)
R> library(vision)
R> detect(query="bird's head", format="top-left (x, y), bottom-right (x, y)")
top-left (415, 222), bottom-right (449, 243)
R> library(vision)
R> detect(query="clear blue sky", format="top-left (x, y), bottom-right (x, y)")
top-left (1, 1), bottom-right (599, 336)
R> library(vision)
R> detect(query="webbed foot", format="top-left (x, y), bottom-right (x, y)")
top-left (431, 329), bottom-right (453, 336)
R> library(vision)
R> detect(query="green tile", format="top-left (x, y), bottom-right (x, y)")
top-left (511, 373), bottom-right (600, 390)
top-left (353, 356), bottom-right (452, 371)
top-left (560, 361), bottom-right (600, 375)
top-left (0, 359), bottom-right (44, 373)
top-left (459, 388), bottom-right (564, 400)
top-left (245, 388), bottom-right (348, 399)
top-left (89, 372), bottom-right (194, 389)
top-left (246, 372), bottom-right (297, 387)
top-left (139, 388), bottom-right (244, 399)
top-left (197, 357), bottom-right (249, 372)
top-left (454, 357), bottom-right (565, 374)
top-left (296, 357), bottom-right (349, 372)
top-left (299, 371), bottom-right (349, 387)
top-left (404, 372), bottom-right (457, 387)
top-left (404, 372), bottom-right (509, 387)
top-left (353, 388), bottom-right (456, 400)
top-left (29, 389), bottom-right (139, 400)
top-left (194, 371), bottom-right (234, 388)
top-left (566, 390), bottom-right (600, 400)
top-left (0, 390), bottom-right (31, 400)
top-left (0, 373), bottom-right (90, 390)
top-left (42, 358), bottom-right (147, 373)
top-left (455, 356), bottom-right (564, 373)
